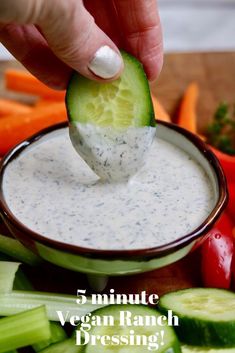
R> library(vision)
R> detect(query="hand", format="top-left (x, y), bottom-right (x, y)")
top-left (0, 0), bottom-right (163, 89)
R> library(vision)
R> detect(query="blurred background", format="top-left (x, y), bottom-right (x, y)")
top-left (1, 0), bottom-right (235, 60)
top-left (159, 0), bottom-right (235, 52)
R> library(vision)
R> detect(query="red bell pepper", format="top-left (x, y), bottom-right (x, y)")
top-left (232, 228), bottom-right (235, 287)
top-left (211, 147), bottom-right (235, 184)
top-left (227, 183), bottom-right (235, 222)
top-left (201, 213), bottom-right (234, 289)
top-left (210, 147), bottom-right (235, 220)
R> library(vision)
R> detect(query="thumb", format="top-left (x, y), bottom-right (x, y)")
top-left (38, 0), bottom-right (123, 80)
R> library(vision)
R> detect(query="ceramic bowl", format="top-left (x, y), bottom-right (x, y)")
top-left (0, 122), bottom-right (228, 277)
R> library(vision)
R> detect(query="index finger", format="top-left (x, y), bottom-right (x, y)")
top-left (113, 0), bottom-right (163, 81)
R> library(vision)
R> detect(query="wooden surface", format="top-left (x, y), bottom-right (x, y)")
top-left (0, 52), bottom-right (234, 295)
top-left (152, 52), bottom-right (235, 132)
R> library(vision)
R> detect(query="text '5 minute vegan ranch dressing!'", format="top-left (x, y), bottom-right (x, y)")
top-left (3, 127), bottom-right (216, 250)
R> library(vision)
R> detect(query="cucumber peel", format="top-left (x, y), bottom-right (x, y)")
top-left (66, 51), bottom-right (155, 128)
top-left (159, 288), bottom-right (235, 348)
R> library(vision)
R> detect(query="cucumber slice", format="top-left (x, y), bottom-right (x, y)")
top-left (159, 288), bottom-right (235, 348)
top-left (77, 304), bottom-right (181, 353)
top-left (66, 51), bottom-right (155, 128)
top-left (182, 345), bottom-right (235, 353)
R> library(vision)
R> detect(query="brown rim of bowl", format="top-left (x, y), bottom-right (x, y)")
top-left (0, 121), bottom-right (228, 260)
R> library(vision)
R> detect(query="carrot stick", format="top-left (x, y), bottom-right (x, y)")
top-left (178, 82), bottom-right (199, 133)
top-left (151, 94), bottom-right (171, 122)
top-left (0, 102), bottom-right (67, 155)
top-left (5, 70), bottom-right (65, 100)
top-left (0, 99), bottom-right (32, 117)
top-left (34, 99), bottom-right (58, 108)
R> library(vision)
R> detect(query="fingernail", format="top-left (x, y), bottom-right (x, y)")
top-left (88, 45), bottom-right (123, 79)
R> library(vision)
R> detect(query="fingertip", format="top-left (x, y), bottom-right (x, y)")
top-left (87, 45), bottom-right (124, 80)
top-left (141, 49), bottom-right (164, 82)
top-left (39, 1), bottom-right (124, 84)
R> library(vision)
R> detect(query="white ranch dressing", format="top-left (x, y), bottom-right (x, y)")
top-left (3, 128), bottom-right (216, 250)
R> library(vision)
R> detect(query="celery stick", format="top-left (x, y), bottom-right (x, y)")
top-left (0, 306), bottom-right (51, 353)
top-left (13, 268), bottom-right (68, 351)
top-left (0, 261), bottom-right (20, 293)
top-left (33, 321), bottom-right (67, 352)
top-left (39, 338), bottom-right (82, 353)
top-left (0, 234), bottom-right (41, 265)
top-left (0, 290), bottom-right (104, 321)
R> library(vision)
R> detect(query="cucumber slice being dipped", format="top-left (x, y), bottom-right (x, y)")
top-left (66, 51), bottom-right (155, 128)
top-left (76, 304), bottom-right (181, 353)
top-left (159, 288), bottom-right (235, 348)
